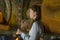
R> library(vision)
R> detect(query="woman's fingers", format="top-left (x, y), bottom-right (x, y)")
top-left (16, 29), bottom-right (22, 34)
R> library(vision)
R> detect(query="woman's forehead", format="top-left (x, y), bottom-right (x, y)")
top-left (30, 9), bottom-right (35, 13)
top-left (30, 9), bottom-right (33, 11)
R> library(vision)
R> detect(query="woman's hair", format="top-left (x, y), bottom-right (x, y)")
top-left (30, 5), bottom-right (41, 21)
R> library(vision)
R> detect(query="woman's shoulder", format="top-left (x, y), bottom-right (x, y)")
top-left (33, 21), bottom-right (39, 24)
top-left (33, 21), bottom-right (41, 25)
top-left (32, 21), bottom-right (41, 28)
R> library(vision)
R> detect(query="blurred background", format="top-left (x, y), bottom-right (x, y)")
top-left (0, 0), bottom-right (60, 40)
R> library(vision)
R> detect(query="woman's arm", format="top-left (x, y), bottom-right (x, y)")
top-left (21, 32), bottom-right (30, 40)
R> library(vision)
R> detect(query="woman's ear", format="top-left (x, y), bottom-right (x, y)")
top-left (33, 12), bottom-right (37, 20)
top-left (34, 12), bottom-right (37, 17)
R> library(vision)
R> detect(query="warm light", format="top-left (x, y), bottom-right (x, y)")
top-left (0, 12), bottom-right (3, 23)
top-left (16, 38), bottom-right (19, 40)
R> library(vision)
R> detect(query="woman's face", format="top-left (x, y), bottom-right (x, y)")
top-left (29, 9), bottom-right (37, 20)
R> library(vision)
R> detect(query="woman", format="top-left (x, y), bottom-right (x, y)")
top-left (16, 5), bottom-right (43, 40)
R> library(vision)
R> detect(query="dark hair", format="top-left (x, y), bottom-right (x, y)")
top-left (30, 5), bottom-right (41, 21)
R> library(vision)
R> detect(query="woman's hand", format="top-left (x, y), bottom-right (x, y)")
top-left (16, 29), bottom-right (22, 34)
